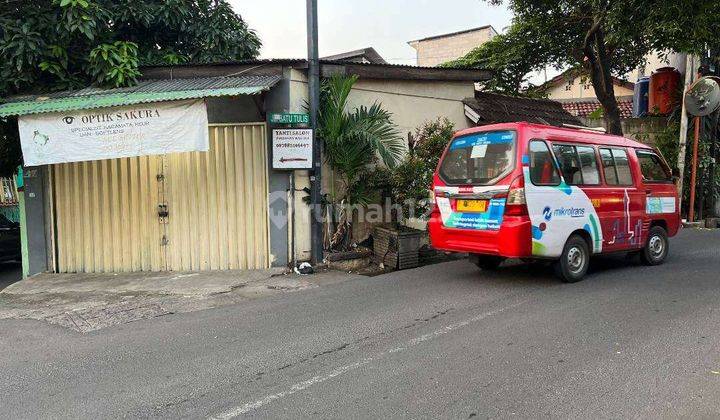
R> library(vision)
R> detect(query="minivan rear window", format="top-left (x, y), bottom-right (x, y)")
top-left (439, 131), bottom-right (516, 185)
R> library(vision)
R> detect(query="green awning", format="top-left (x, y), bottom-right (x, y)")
top-left (0, 75), bottom-right (280, 118)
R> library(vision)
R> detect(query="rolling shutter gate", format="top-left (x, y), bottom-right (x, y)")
top-left (52, 123), bottom-right (270, 273)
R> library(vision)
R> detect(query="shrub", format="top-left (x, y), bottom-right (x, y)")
top-left (389, 118), bottom-right (455, 221)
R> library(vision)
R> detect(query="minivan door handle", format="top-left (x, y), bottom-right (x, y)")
top-left (645, 189), bottom-right (653, 195)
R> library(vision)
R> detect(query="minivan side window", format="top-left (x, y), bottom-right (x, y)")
top-left (599, 148), bottom-right (633, 186)
top-left (552, 143), bottom-right (600, 185)
top-left (576, 146), bottom-right (600, 185)
top-left (636, 150), bottom-right (672, 182)
top-left (528, 140), bottom-right (560, 186)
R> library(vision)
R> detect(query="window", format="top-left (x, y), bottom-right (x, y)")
top-left (552, 143), bottom-right (600, 185)
top-left (576, 146), bottom-right (600, 185)
top-left (553, 144), bottom-right (580, 184)
top-left (637, 150), bottom-right (672, 182)
top-left (529, 140), bottom-right (560, 185)
top-left (600, 149), bottom-right (618, 184)
top-left (599, 148), bottom-right (633, 185)
top-left (439, 131), bottom-right (516, 185)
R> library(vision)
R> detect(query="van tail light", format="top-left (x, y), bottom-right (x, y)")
top-left (504, 175), bottom-right (528, 216)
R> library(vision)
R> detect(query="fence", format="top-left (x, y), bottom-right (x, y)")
top-left (0, 177), bottom-right (18, 206)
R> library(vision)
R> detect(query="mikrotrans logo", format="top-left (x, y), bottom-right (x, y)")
top-left (552, 207), bottom-right (586, 218)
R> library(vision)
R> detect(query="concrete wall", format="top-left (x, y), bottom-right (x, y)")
top-left (409, 27), bottom-right (497, 67)
top-left (286, 69), bottom-right (313, 262)
top-left (580, 116), bottom-right (670, 146)
top-left (346, 78), bottom-right (475, 138)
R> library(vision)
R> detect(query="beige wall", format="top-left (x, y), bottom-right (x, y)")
top-left (409, 27), bottom-right (497, 67)
top-left (287, 71), bottom-right (476, 260)
top-left (547, 51), bottom-right (686, 101)
top-left (346, 78), bottom-right (474, 137)
top-left (546, 75), bottom-right (634, 100)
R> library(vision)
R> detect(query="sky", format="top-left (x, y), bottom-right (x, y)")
top-left (230, 0), bottom-right (514, 65)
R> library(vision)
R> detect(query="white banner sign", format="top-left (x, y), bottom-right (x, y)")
top-left (18, 99), bottom-right (209, 166)
top-left (272, 129), bottom-right (313, 170)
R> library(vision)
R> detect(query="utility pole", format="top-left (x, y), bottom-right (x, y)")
top-left (307, 0), bottom-right (323, 265)
top-left (677, 54), bottom-right (696, 211)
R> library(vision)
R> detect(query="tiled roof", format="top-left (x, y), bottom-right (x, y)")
top-left (464, 92), bottom-right (583, 127)
top-left (560, 98), bottom-right (633, 119)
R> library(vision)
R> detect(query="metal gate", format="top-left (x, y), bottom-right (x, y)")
top-left (52, 123), bottom-right (270, 273)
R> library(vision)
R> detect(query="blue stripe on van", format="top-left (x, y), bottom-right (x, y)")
top-left (449, 131), bottom-right (515, 151)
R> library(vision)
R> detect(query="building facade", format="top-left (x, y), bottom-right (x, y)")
top-left (408, 25), bottom-right (498, 67)
top-left (2, 59), bottom-right (490, 276)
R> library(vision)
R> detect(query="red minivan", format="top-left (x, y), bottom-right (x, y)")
top-left (429, 122), bottom-right (680, 282)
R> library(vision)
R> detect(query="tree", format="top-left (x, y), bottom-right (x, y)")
top-left (442, 22), bottom-right (547, 97)
top-left (452, 0), bottom-right (720, 135)
top-left (0, 0), bottom-right (261, 175)
top-left (317, 74), bottom-right (404, 250)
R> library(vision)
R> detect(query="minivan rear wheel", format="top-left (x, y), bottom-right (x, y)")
top-left (472, 255), bottom-right (504, 270)
top-left (640, 226), bottom-right (668, 266)
top-left (555, 234), bottom-right (590, 283)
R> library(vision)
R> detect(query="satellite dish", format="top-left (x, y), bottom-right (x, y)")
top-left (685, 76), bottom-right (720, 117)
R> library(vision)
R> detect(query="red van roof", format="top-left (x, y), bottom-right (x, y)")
top-left (454, 122), bottom-right (651, 150)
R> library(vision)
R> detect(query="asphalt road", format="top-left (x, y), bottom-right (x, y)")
top-left (2, 229), bottom-right (720, 419)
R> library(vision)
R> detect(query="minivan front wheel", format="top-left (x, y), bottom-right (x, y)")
top-left (641, 226), bottom-right (668, 266)
top-left (555, 234), bottom-right (590, 283)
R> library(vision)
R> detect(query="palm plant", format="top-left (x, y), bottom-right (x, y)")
top-left (317, 74), bottom-right (404, 250)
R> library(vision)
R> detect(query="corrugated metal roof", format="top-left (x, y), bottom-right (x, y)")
top-left (464, 92), bottom-right (583, 127)
top-left (0, 75), bottom-right (280, 117)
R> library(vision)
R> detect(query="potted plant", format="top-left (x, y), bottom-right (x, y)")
top-left (372, 118), bottom-right (455, 269)
top-left (316, 74), bottom-right (405, 254)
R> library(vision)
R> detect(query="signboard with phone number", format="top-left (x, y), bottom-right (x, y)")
top-left (272, 129), bottom-right (313, 170)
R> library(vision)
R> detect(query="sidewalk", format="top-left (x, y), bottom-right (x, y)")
top-left (0, 268), bottom-right (357, 333)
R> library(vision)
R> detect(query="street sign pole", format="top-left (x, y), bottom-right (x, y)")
top-left (307, 0), bottom-right (323, 265)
